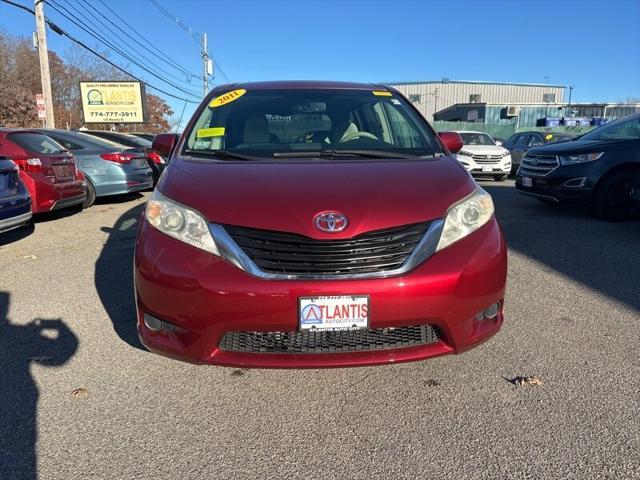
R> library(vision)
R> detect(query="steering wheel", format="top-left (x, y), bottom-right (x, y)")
top-left (340, 131), bottom-right (379, 143)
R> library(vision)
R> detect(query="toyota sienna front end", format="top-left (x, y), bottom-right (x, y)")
top-left (134, 81), bottom-right (507, 368)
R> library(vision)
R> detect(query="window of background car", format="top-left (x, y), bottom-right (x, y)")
top-left (50, 136), bottom-right (82, 150)
top-left (528, 135), bottom-right (543, 147)
top-left (459, 132), bottom-right (495, 146)
top-left (184, 89), bottom-right (443, 159)
top-left (8, 133), bottom-right (66, 154)
top-left (514, 134), bottom-right (530, 148)
top-left (581, 116), bottom-right (640, 141)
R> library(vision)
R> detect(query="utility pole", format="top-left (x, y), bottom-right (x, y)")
top-left (202, 33), bottom-right (209, 97)
top-left (34, 0), bottom-right (55, 128)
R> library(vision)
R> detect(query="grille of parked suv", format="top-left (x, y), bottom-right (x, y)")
top-left (218, 325), bottom-right (441, 353)
top-left (519, 154), bottom-right (559, 176)
top-left (223, 222), bottom-right (431, 277)
top-left (472, 154), bottom-right (503, 163)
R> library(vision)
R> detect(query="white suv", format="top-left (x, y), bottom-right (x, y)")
top-left (453, 131), bottom-right (512, 181)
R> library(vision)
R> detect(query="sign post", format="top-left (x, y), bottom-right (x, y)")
top-left (79, 81), bottom-right (147, 124)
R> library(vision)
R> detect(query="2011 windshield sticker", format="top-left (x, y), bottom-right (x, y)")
top-left (209, 89), bottom-right (247, 108)
top-left (196, 127), bottom-right (226, 138)
top-left (372, 90), bottom-right (392, 96)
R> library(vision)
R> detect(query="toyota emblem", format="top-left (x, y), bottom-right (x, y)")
top-left (314, 211), bottom-right (348, 233)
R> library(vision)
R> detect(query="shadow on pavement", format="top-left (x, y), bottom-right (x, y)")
top-left (94, 202), bottom-right (146, 350)
top-left (483, 181), bottom-right (640, 312)
top-left (0, 223), bottom-right (35, 247)
top-left (0, 292), bottom-right (78, 480)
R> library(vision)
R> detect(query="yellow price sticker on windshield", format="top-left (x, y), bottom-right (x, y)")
top-left (544, 133), bottom-right (554, 140)
top-left (372, 90), bottom-right (392, 96)
top-left (209, 89), bottom-right (247, 108)
top-left (197, 127), bottom-right (226, 138)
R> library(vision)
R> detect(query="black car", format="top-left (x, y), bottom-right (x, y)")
top-left (81, 130), bottom-right (165, 184)
top-left (0, 156), bottom-right (32, 232)
top-left (516, 113), bottom-right (640, 220)
top-left (504, 131), bottom-right (574, 173)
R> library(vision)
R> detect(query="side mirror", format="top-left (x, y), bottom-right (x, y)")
top-left (438, 132), bottom-right (463, 154)
top-left (152, 133), bottom-right (179, 159)
top-left (495, 140), bottom-right (503, 146)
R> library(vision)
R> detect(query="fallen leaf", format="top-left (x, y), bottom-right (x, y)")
top-left (511, 375), bottom-right (543, 387)
top-left (71, 388), bottom-right (89, 399)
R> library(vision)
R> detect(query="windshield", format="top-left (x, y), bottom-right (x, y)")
top-left (8, 132), bottom-right (67, 154)
top-left (580, 115), bottom-right (640, 141)
top-left (459, 132), bottom-right (495, 146)
top-left (184, 88), bottom-right (443, 160)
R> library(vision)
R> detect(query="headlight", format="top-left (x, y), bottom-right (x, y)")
top-left (436, 187), bottom-right (494, 252)
top-left (145, 190), bottom-right (219, 255)
top-left (457, 150), bottom-right (474, 157)
top-left (501, 150), bottom-right (511, 158)
top-left (558, 152), bottom-right (603, 165)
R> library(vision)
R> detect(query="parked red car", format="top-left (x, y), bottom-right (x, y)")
top-left (0, 130), bottom-right (86, 213)
top-left (135, 81), bottom-right (507, 368)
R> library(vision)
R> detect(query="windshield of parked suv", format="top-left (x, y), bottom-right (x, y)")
top-left (580, 116), bottom-right (640, 141)
top-left (459, 132), bottom-right (495, 146)
top-left (8, 133), bottom-right (67, 154)
top-left (184, 88), bottom-right (444, 160)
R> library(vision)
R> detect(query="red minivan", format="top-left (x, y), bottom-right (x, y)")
top-left (0, 130), bottom-right (86, 213)
top-left (135, 81), bottom-right (507, 368)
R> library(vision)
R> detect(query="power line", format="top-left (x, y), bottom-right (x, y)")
top-left (0, 0), bottom-right (199, 104)
top-left (45, 0), bottom-right (200, 99)
top-left (90, 0), bottom-right (201, 79)
top-left (59, 0), bottom-right (199, 89)
top-left (148, 0), bottom-right (232, 85)
top-left (148, 0), bottom-right (201, 43)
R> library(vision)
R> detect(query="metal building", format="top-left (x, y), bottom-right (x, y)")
top-left (387, 79), bottom-right (566, 121)
top-left (433, 102), bottom-right (640, 127)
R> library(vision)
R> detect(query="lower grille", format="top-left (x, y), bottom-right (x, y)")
top-left (223, 222), bottom-right (430, 277)
top-left (219, 325), bottom-right (440, 354)
top-left (519, 154), bottom-right (559, 176)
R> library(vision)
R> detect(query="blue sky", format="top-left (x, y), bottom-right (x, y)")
top-left (1, 0), bottom-right (639, 123)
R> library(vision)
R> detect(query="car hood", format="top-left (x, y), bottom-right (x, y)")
top-left (527, 139), bottom-right (614, 156)
top-left (459, 145), bottom-right (508, 155)
top-left (159, 156), bottom-right (475, 239)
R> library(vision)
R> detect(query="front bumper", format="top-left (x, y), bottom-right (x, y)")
top-left (457, 155), bottom-right (511, 177)
top-left (134, 217), bottom-right (507, 368)
top-left (515, 166), bottom-right (597, 204)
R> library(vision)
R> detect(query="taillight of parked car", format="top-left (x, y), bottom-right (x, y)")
top-left (12, 156), bottom-right (44, 173)
top-left (146, 151), bottom-right (165, 165)
top-left (100, 152), bottom-right (138, 164)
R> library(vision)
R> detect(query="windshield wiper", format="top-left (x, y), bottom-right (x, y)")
top-left (183, 149), bottom-right (265, 161)
top-left (273, 149), bottom-right (428, 159)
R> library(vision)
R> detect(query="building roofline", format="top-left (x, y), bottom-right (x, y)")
top-left (385, 79), bottom-right (567, 89)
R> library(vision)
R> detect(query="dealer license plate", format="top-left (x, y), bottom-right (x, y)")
top-left (299, 295), bottom-right (369, 331)
top-left (522, 176), bottom-right (533, 187)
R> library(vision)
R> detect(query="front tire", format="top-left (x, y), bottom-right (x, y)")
top-left (83, 180), bottom-right (96, 209)
top-left (592, 171), bottom-right (640, 221)
top-left (494, 175), bottom-right (508, 182)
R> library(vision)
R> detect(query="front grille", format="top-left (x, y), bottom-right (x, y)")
top-left (223, 222), bottom-right (430, 277)
top-left (519, 154), bottom-right (559, 176)
top-left (472, 154), bottom-right (504, 163)
top-left (219, 325), bottom-right (440, 353)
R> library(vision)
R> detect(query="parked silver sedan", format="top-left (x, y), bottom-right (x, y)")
top-left (33, 130), bottom-right (153, 207)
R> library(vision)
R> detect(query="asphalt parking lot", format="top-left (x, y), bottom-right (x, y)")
top-left (1, 180), bottom-right (639, 480)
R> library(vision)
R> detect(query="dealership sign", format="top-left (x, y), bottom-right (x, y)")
top-left (79, 81), bottom-right (147, 123)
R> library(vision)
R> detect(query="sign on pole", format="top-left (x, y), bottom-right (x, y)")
top-left (79, 81), bottom-right (147, 124)
top-left (35, 94), bottom-right (46, 120)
